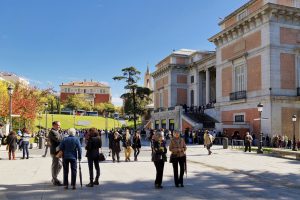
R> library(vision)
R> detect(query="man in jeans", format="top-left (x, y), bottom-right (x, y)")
top-left (48, 121), bottom-right (63, 186)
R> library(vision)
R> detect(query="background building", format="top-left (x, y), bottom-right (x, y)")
top-left (0, 72), bottom-right (29, 86)
top-left (151, 0), bottom-right (300, 140)
top-left (60, 80), bottom-right (111, 106)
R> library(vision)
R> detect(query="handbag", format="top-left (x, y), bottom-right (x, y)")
top-left (56, 150), bottom-right (63, 158)
top-left (98, 148), bottom-right (106, 162)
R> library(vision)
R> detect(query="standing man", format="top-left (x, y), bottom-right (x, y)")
top-left (48, 121), bottom-right (63, 186)
top-left (244, 132), bottom-right (253, 152)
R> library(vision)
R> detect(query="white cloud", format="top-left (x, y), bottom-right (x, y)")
top-left (112, 96), bottom-right (123, 106)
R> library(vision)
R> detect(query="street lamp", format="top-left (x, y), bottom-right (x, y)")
top-left (38, 112), bottom-right (42, 132)
top-left (292, 115), bottom-right (297, 151)
top-left (45, 103), bottom-right (48, 135)
top-left (7, 85), bottom-right (14, 132)
top-left (257, 102), bottom-right (263, 154)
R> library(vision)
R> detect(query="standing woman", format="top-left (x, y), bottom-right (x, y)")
top-left (86, 128), bottom-right (102, 187)
top-left (6, 131), bottom-right (18, 160)
top-left (21, 128), bottom-right (31, 159)
top-left (169, 130), bottom-right (187, 187)
top-left (124, 130), bottom-right (132, 162)
top-left (204, 130), bottom-right (214, 155)
top-left (152, 132), bottom-right (167, 189)
top-left (132, 131), bottom-right (141, 161)
top-left (111, 132), bottom-right (121, 163)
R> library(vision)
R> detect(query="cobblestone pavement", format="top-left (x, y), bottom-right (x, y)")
top-left (1, 136), bottom-right (300, 200)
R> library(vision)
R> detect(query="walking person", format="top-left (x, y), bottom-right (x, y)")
top-left (152, 132), bottom-right (167, 189)
top-left (59, 128), bottom-right (82, 190)
top-left (42, 134), bottom-right (50, 157)
top-left (132, 131), bottom-right (141, 161)
top-left (169, 130), bottom-right (187, 187)
top-left (86, 128), bottom-right (102, 187)
top-left (244, 132), bottom-right (253, 152)
top-left (21, 128), bottom-right (31, 159)
top-left (204, 130), bottom-right (214, 155)
top-left (48, 121), bottom-right (63, 186)
top-left (6, 131), bottom-right (18, 160)
top-left (111, 131), bottom-right (121, 163)
top-left (123, 130), bottom-right (132, 162)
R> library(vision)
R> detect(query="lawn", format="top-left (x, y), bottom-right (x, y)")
top-left (35, 114), bottom-right (123, 131)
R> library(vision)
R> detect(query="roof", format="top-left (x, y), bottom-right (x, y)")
top-left (172, 49), bottom-right (197, 56)
top-left (60, 81), bottom-right (109, 87)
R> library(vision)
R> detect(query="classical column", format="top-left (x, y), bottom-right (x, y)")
top-left (206, 69), bottom-right (210, 104)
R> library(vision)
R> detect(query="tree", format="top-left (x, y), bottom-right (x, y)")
top-left (113, 66), bottom-right (152, 129)
top-left (63, 94), bottom-right (92, 111)
top-left (94, 103), bottom-right (115, 115)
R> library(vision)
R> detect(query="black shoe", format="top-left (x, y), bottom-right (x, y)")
top-left (72, 185), bottom-right (76, 190)
top-left (26, 157), bottom-right (29, 159)
top-left (93, 181), bottom-right (99, 185)
top-left (158, 185), bottom-right (163, 189)
top-left (175, 184), bottom-right (179, 187)
top-left (180, 184), bottom-right (184, 187)
top-left (86, 183), bottom-right (94, 187)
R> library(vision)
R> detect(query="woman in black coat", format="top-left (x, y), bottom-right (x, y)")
top-left (6, 131), bottom-right (18, 160)
top-left (152, 132), bottom-right (167, 189)
top-left (85, 128), bottom-right (102, 187)
top-left (132, 131), bottom-right (141, 161)
top-left (111, 132), bottom-right (122, 163)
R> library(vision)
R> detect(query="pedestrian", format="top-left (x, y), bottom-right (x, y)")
top-left (152, 132), bottom-right (167, 189)
top-left (6, 131), bottom-right (18, 160)
top-left (111, 131), bottom-right (121, 163)
top-left (48, 121), bottom-right (63, 186)
top-left (0, 123), bottom-right (4, 148)
top-left (169, 130), bottom-right (187, 187)
top-left (132, 131), bottom-right (141, 161)
top-left (42, 133), bottom-right (50, 157)
top-left (123, 130), bottom-right (132, 162)
top-left (59, 128), bottom-right (82, 190)
top-left (204, 130), bottom-right (214, 155)
top-left (21, 128), bottom-right (31, 159)
top-left (244, 132), bottom-right (253, 152)
top-left (86, 128), bottom-right (102, 187)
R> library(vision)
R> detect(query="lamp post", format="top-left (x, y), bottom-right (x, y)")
top-left (38, 112), bottom-right (42, 132)
top-left (45, 103), bottom-right (48, 135)
top-left (292, 115), bottom-right (297, 151)
top-left (257, 102), bottom-right (264, 154)
top-left (51, 113), bottom-right (54, 123)
top-left (7, 85), bottom-right (14, 132)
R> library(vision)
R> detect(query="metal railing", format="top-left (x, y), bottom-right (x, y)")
top-left (230, 90), bottom-right (247, 101)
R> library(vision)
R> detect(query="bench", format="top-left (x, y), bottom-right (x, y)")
top-left (231, 139), bottom-right (244, 148)
top-left (271, 149), bottom-right (300, 160)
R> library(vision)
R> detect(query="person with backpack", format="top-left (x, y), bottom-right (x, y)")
top-left (6, 131), bottom-right (18, 160)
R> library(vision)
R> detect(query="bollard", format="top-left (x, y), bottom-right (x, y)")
top-left (223, 137), bottom-right (228, 149)
top-left (39, 136), bottom-right (44, 149)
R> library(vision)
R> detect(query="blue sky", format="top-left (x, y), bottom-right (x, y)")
top-left (0, 0), bottom-right (248, 105)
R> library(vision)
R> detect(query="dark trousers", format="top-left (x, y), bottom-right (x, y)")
top-left (87, 157), bottom-right (100, 182)
top-left (154, 160), bottom-right (165, 186)
top-left (133, 148), bottom-right (140, 159)
top-left (112, 150), bottom-right (120, 161)
top-left (245, 141), bottom-right (251, 152)
top-left (172, 157), bottom-right (185, 185)
top-left (63, 159), bottom-right (77, 186)
top-left (22, 141), bottom-right (29, 158)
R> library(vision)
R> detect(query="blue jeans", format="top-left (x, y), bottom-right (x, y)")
top-left (63, 159), bottom-right (77, 186)
top-left (22, 141), bottom-right (29, 159)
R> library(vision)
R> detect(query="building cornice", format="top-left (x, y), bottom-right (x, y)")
top-left (209, 3), bottom-right (300, 47)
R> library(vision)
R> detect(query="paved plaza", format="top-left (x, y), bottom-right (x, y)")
top-left (1, 137), bottom-right (300, 200)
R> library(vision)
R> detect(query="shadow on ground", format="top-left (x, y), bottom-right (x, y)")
top-left (1, 169), bottom-right (300, 200)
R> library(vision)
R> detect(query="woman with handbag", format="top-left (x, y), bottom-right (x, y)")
top-left (152, 132), bottom-right (167, 189)
top-left (111, 132), bottom-right (121, 163)
top-left (85, 128), bottom-right (102, 187)
top-left (132, 131), bottom-right (141, 161)
top-left (6, 131), bottom-right (18, 160)
top-left (169, 130), bottom-right (187, 187)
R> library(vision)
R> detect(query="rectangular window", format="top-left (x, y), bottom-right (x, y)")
top-left (234, 115), bottom-right (244, 123)
top-left (191, 76), bottom-right (194, 83)
top-left (234, 58), bottom-right (246, 92)
top-left (67, 88), bottom-right (70, 93)
top-left (90, 89), bottom-right (93, 93)
top-left (65, 88), bottom-right (68, 93)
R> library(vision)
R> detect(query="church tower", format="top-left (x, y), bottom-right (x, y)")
top-left (144, 65), bottom-right (153, 101)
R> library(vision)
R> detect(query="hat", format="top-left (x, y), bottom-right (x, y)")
top-left (68, 128), bottom-right (76, 136)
